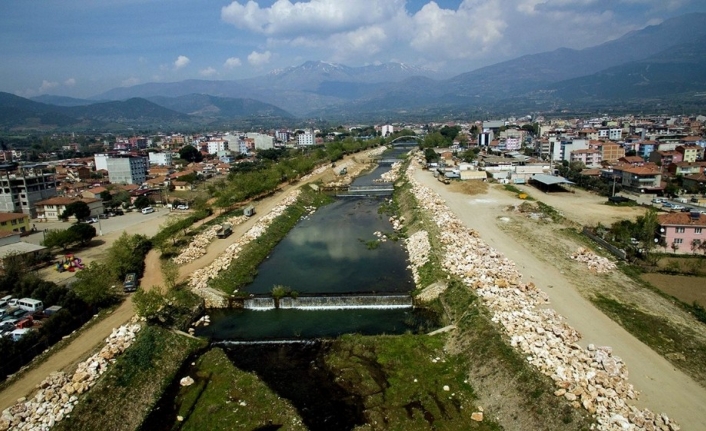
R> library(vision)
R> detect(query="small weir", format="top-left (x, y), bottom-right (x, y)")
top-left (242, 294), bottom-right (413, 310)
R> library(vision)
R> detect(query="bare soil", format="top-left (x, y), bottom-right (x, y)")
top-left (413, 169), bottom-right (706, 430)
top-left (641, 273), bottom-right (706, 306)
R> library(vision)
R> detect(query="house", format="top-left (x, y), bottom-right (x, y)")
top-left (668, 162), bottom-right (706, 177)
top-left (0, 231), bottom-right (47, 268)
top-left (682, 174), bottom-right (706, 192)
top-left (612, 165), bottom-right (662, 192)
top-left (649, 150), bottom-right (682, 167)
top-left (657, 212), bottom-right (706, 254)
top-left (34, 197), bottom-right (104, 222)
top-left (171, 181), bottom-right (192, 192)
top-left (0, 213), bottom-right (31, 235)
top-left (675, 144), bottom-right (704, 163)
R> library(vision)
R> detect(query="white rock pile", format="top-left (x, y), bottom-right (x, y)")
top-left (375, 161), bottom-right (403, 183)
top-left (188, 190), bottom-right (302, 298)
top-left (0, 324), bottom-right (141, 431)
top-left (173, 215), bottom-right (248, 265)
top-left (299, 164), bottom-right (328, 182)
top-left (403, 161), bottom-right (679, 431)
top-left (405, 230), bottom-right (431, 285)
top-left (389, 214), bottom-right (404, 231)
top-left (571, 248), bottom-right (617, 273)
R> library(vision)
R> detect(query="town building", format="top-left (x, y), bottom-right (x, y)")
top-left (148, 151), bottom-right (173, 166)
top-left (381, 125), bottom-right (394, 137)
top-left (246, 133), bottom-right (275, 150)
top-left (298, 132), bottom-right (315, 147)
top-left (0, 213), bottom-right (30, 235)
top-left (206, 139), bottom-right (229, 155)
top-left (657, 212), bottom-right (706, 254)
top-left (102, 155), bottom-right (148, 185)
top-left (0, 164), bottom-right (58, 218)
top-left (34, 197), bottom-right (103, 222)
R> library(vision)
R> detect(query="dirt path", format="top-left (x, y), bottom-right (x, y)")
top-left (414, 170), bottom-right (706, 430)
top-left (0, 302), bottom-right (135, 410)
top-left (0, 156), bottom-right (364, 412)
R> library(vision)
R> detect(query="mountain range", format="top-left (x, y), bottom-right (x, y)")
top-left (3, 13), bottom-right (706, 131)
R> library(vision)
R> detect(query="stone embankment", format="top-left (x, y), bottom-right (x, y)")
top-left (188, 190), bottom-right (309, 306)
top-left (0, 324), bottom-right (141, 431)
top-left (402, 158), bottom-right (679, 431)
top-left (173, 215), bottom-right (248, 265)
top-left (571, 248), bottom-right (617, 273)
top-left (405, 230), bottom-right (431, 286)
top-left (375, 161), bottom-right (403, 183)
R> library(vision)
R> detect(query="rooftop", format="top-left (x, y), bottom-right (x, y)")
top-left (658, 212), bottom-right (706, 227)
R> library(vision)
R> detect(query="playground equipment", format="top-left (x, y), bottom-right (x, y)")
top-left (55, 254), bottom-right (85, 272)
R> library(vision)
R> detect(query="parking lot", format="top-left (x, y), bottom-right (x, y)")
top-left (23, 207), bottom-right (173, 246)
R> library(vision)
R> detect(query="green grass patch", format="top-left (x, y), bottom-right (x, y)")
top-left (55, 326), bottom-right (206, 431)
top-left (536, 201), bottom-right (565, 223)
top-left (174, 348), bottom-right (306, 431)
top-left (325, 333), bottom-right (500, 431)
top-left (209, 187), bottom-right (334, 294)
top-left (592, 293), bottom-right (706, 384)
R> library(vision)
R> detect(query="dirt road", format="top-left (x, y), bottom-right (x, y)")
top-left (414, 169), bottom-right (706, 430)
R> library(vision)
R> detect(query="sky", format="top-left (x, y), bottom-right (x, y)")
top-left (1, 0), bottom-right (705, 99)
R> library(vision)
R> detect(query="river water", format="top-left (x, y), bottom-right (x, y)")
top-left (195, 146), bottom-right (430, 341)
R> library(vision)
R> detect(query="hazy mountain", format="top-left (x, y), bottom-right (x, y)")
top-left (443, 13), bottom-right (706, 100)
top-left (146, 94), bottom-right (293, 118)
top-left (63, 98), bottom-right (192, 123)
top-left (0, 92), bottom-right (94, 130)
top-left (93, 62), bottom-right (442, 115)
top-left (548, 38), bottom-right (706, 100)
top-left (30, 95), bottom-right (99, 107)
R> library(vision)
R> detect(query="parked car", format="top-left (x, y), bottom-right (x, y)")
top-left (113, 209), bottom-right (124, 216)
top-left (0, 319), bottom-right (18, 331)
top-left (681, 207), bottom-right (693, 212)
top-left (85, 217), bottom-right (98, 223)
top-left (123, 273), bottom-right (138, 293)
top-left (141, 207), bottom-right (154, 214)
top-left (176, 204), bottom-right (189, 210)
top-left (651, 198), bottom-right (664, 204)
top-left (671, 204), bottom-right (684, 211)
top-left (662, 202), bottom-right (673, 208)
top-left (99, 213), bottom-right (109, 219)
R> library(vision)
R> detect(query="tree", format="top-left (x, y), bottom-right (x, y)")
top-left (671, 242), bottom-right (680, 254)
top-left (68, 223), bottom-right (96, 245)
top-left (161, 260), bottom-right (179, 290)
top-left (43, 229), bottom-right (80, 250)
top-left (133, 195), bottom-right (151, 209)
top-left (105, 232), bottom-right (151, 280)
top-left (179, 145), bottom-right (202, 163)
top-left (424, 148), bottom-right (438, 163)
top-left (99, 190), bottom-right (112, 201)
top-left (60, 201), bottom-right (91, 222)
top-left (71, 262), bottom-right (120, 307)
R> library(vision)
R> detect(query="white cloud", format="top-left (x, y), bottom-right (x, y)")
top-left (64, 78), bottom-right (76, 87)
top-left (121, 77), bottom-right (140, 87)
top-left (174, 55), bottom-right (191, 70)
top-left (199, 67), bottom-right (217, 77)
top-left (222, 0), bottom-right (403, 37)
top-left (223, 57), bottom-right (242, 68)
top-left (248, 50), bottom-right (272, 66)
top-left (39, 80), bottom-right (59, 93)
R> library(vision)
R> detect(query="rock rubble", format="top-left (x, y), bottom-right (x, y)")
top-left (0, 324), bottom-right (141, 431)
top-left (402, 159), bottom-right (679, 431)
top-left (571, 248), bottom-right (617, 273)
top-left (188, 190), bottom-right (302, 302)
top-left (173, 215), bottom-right (248, 265)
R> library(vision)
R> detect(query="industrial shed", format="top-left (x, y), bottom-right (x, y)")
top-left (529, 174), bottom-right (574, 193)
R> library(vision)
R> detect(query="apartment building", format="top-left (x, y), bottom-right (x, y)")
top-left (570, 149), bottom-right (602, 168)
top-left (657, 212), bottom-right (706, 254)
top-left (105, 156), bottom-right (148, 185)
top-left (298, 132), bottom-right (315, 147)
top-left (600, 143), bottom-right (626, 163)
top-left (148, 151), bottom-right (173, 166)
top-left (0, 164), bottom-right (58, 218)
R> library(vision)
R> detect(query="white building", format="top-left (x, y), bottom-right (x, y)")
top-left (105, 156), bottom-right (148, 185)
top-left (148, 151), bottom-right (173, 166)
top-left (381, 125), bottom-right (394, 137)
top-left (94, 154), bottom-right (109, 172)
top-left (609, 128), bottom-right (623, 141)
top-left (246, 133), bottom-right (275, 150)
top-left (298, 132), bottom-right (315, 147)
top-left (207, 139), bottom-right (229, 155)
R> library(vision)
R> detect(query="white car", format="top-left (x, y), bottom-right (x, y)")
top-left (176, 205), bottom-right (189, 210)
top-left (671, 204), bottom-right (684, 211)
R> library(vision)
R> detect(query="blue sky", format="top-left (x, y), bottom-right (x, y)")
top-left (1, 0), bottom-right (704, 98)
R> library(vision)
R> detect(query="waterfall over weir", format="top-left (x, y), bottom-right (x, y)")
top-left (243, 294), bottom-right (413, 310)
